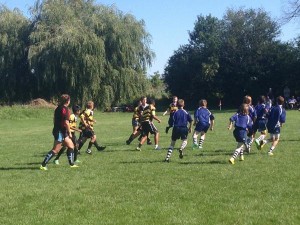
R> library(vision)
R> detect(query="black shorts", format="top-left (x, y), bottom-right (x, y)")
top-left (80, 129), bottom-right (95, 139)
top-left (172, 126), bottom-right (188, 141)
top-left (141, 121), bottom-right (158, 137)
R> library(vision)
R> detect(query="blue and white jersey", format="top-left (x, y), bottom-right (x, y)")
top-left (230, 113), bottom-right (252, 130)
top-left (248, 105), bottom-right (257, 121)
top-left (255, 103), bottom-right (267, 120)
top-left (267, 105), bottom-right (286, 130)
top-left (173, 109), bottom-right (193, 127)
top-left (194, 107), bottom-right (215, 126)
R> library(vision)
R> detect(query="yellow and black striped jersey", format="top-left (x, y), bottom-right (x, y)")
top-left (169, 102), bottom-right (178, 114)
top-left (138, 104), bottom-right (156, 122)
top-left (132, 106), bottom-right (140, 120)
top-left (79, 109), bottom-right (94, 130)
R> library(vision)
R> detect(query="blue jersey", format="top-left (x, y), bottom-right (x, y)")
top-left (248, 105), bottom-right (257, 121)
top-left (194, 107), bottom-right (214, 126)
top-left (255, 103), bottom-right (267, 120)
top-left (267, 105), bottom-right (286, 130)
top-left (230, 113), bottom-right (252, 130)
top-left (173, 109), bottom-right (193, 127)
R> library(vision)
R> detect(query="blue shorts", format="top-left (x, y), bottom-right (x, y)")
top-left (267, 126), bottom-right (280, 135)
top-left (172, 126), bottom-right (188, 141)
top-left (132, 118), bottom-right (139, 127)
top-left (253, 119), bottom-right (267, 133)
top-left (53, 131), bottom-right (67, 142)
top-left (195, 123), bottom-right (210, 133)
top-left (233, 128), bottom-right (247, 143)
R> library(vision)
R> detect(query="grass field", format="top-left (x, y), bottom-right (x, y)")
top-left (0, 106), bottom-right (299, 225)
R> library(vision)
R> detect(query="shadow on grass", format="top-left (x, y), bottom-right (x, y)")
top-left (179, 160), bottom-right (228, 165)
top-left (0, 166), bottom-right (40, 170)
top-left (120, 159), bottom-right (166, 164)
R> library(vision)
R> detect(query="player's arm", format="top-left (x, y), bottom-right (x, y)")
top-left (64, 119), bottom-right (72, 138)
top-left (162, 108), bottom-right (169, 116)
top-left (80, 113), bottom-right (90, 128)
top-left (70, 127), bottom-right (82, 133)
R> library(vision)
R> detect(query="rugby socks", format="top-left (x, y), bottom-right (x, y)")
top-left (127, 134), bottom-right (134, 144)
top-left (198, 138), bottom-right (204, 148)
top-left (180, 140), bottom-right (187, 150)
top-left (268, 146), bottom-right (275, 153)
top-left (165, 141), bottom-right (176, 160)
top-left (54, 147), bottom-right (66, 160)
top-left (193, 133), bottom-right (198, 145)
top-left (77, 140), bottom-right (84, 150)
top-left (67, 148), bottom-right (74, 166)
top-left (231, 145), bottom-right (244, 159)
top-left (93, 141), bottom-right (100, 148)
top-left (88, 141), bottom-right (93, 149)
top-left (41, 150), bottom-right (55, 166)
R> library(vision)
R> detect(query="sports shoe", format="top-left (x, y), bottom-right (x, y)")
top-left (164, 158), bottom-right (170, 163)
top-left (240, 155), bottom-right (244, 161)
top-left (75, 159), bottom-right (81, 164)
top-left (260, 140), bottom-right (266, 150)
top-left (154, 146), bottom-right (161, 150)
top-left (147, 140), bottom-right (152, 145)
top-left (40, 165), bottom-right (48, 171)
top-left (86, 149), bottom-right (92, 154)
top-left (254, 139), bottom-right (261, 150)
top-left (198, 145), bottom-right (203, 149)
top-left (229, 158), bottom-right (235, 164)
top-left (268, 152), bottom-right (274, 156)
top-left (70, 164), bottom-right (79, 168)
top-left (53, 160), bottom-right (59, 165)
top-left (126, 140), bottom-right (131, 145)
top-left (136, 147), bottom-right (141, 151)
top-left (192, 143), bottom-right (198, 150)
top-left (179, 149), bottom-right (183, 159)
top-left (97, 146), bottom-right (106, 151)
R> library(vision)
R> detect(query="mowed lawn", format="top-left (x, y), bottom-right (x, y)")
top-left (0, 106), bottom-right (299, 225)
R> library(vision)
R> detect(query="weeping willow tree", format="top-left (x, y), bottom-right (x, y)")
top-left (28, 0), bottom-right (154, 107)
top-left (0, 6), bottom-right (30, 103)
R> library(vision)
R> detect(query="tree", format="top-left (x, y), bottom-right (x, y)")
top-left (282, 0), bottom-right (300, 23)
top-left (0, 6), bottom-right (30, 103)
top-left (28, 0), bottom-right (154, 107)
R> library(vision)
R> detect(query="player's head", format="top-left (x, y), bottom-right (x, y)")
top-left (149, 99), bottom-right (155, 106)
top-left (59, 94), bottom-right (70, 106)
top-left (172, 96), bottom-right (178, 102)
top-left (277, 96), bottom-right (284, 105)
top-left (258, 95), bottom-right (266, 104)
top-left (72, 105), bottom-right (81, 114)
top-left (239, 103), bottom-right (249, 115)
top-left (86, 101), bottom-right (94, 109)
top-left (243, 95), bottom-right (252, 105)
top-left (199, 99), bottom-right (207, 107)
top-left (177, 99), bottom-right (184, 108)
top-left (140, 96), bottom-right (147, 105)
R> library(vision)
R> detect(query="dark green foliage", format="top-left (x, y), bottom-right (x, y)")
top-left (0, 0), bottom-right (154, 108)
top-left (164, 8), bottom-right (300, 107)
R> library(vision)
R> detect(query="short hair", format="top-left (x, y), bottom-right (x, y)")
top-left (140, 96), bottom-right (147, 101)
top-left (86, 101), bottom-right (94, 109)
top-left (72, 105), bottom-right (81, 113)
top-left (243, 95), bottom-right (252, 104)
top-left (239, 103), bottom-right (249, 115)
top-left (277, 96), bottom-right (284, 105)
top-left (172, 96), bottom-right (178, 100)
top-left (149, 99), bottom-right (155, 105)
top-left (258, 95), bottom-right (266, 104)
top-left (177, 99), bottom-right (184, 107)
top-left (199, 99), bottom-right (207, 107)
top-left (59, 94), bottom-right (70, 105)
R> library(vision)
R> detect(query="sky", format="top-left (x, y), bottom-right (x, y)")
top-left (2, 0), bottom-right (299, 75)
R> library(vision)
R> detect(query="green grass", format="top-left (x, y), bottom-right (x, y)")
top-left (0, 106), bottom-right (299, 225)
